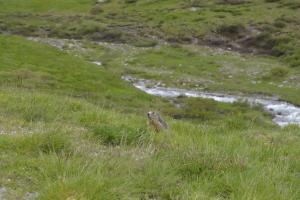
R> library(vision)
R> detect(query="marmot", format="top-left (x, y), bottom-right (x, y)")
top-left (147, 111), bottom-right (168, 132)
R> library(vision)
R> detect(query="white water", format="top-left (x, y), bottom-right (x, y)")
top-left (123, 76), bottom-right (300, 127)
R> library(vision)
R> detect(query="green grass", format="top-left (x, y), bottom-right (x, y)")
top-left (0, 31), bottom-right (299, 200)
top-left (51, 36), bottom-right (300, 105)
top-left (0, 0), bottom-right (94, 14)
top-left (2, 0), bottom-right (298, 103)
top-left (0, 89), bottom-right (299, 199)
top-left (123, 44), bottom-right (300, 104)
top-left (0, 35), bottom-right (162, 113)
top-left (0, 0), bottom-right (299, 66)
top-left (0, 1), bottom-right (299, 199)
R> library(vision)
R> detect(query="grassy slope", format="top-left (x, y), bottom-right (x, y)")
top-left (0, 1), bottom-right (299, 199)
top-left (0, 33), bottom-right (299, 200)
top-left (0, 35), bottom-right (163, 114)
top-left (0, 0), bottom-right (93, 14)
top-left (1, 0), bottom-right (299, 105)
top-left (55, 36), bottom-right (300, 105)
top-left (0, 0), bottom-right (299, 66)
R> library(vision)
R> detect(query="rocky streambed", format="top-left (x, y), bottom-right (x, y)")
top-left (123, 76), bottom-right (300, 127)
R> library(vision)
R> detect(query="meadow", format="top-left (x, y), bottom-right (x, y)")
top-left (0, 0), bottom-right (299, 199)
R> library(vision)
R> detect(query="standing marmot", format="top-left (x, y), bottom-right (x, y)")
top-left (147, 111), bottom-right (168, 132)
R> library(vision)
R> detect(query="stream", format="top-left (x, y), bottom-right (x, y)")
top-left (123, 76), bottom-right (300, 127)
top-left (26, 37), bottom-right (300, 127)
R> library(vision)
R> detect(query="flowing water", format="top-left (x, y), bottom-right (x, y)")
top-left (123, 76), bottom-right (300, 127)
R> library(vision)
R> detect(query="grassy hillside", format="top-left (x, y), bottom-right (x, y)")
top-left (0, 34), bottom-right (161, 113)
top-left (0, 1), bottom-right (299, 199)
top-left (1, 88), bottom-right (299, 199)
top-left (0, 0), bottom-right (93, 14)
top-left (0, 0), bottom-right (299, 105)
top-left (0, 0), bottom-right (299, 66)
top-left (0, 30), bottom-right (299, 200)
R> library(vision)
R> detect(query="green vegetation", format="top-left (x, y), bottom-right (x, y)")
top-left (49, 37), bottom-right (299, 105)
top-left (0, 35), bottom-right (159, 113)
top-left (0, 27), bottom-right (299, 200)
top-left (1, 0), bottom-right (299, 102)
top-left (0, 0), bottom-right (299, 199)
top-left (0, 0), bottom-right (299, 66)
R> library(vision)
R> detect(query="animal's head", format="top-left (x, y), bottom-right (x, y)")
top-left (147, 111), bottom-right (159, 120)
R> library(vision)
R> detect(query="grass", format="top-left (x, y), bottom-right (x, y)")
top-left (0, 34), bottom-right (161, 113)
top-left (0, 89), bottom-right (299, 199)
top-left (0, 86), bottom-right (299, 199)
top-left (0, 0), bottom-right (299, 65)
top-left (47, 36), bottom-right (300, 105)
top-left (0, 1), bottom-right (299, 199)
top-left (0, 0), bottom-right (94, 14)
top-left (123, 44), bottom-right (300, 104)
top-left (0, 31), bottom-right (299, 200)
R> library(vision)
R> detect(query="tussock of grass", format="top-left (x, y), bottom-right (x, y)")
top-left (0, 131), bottom-right (72, 155)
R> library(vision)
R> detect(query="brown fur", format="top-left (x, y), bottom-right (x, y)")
top-left (147, 111), bottom-right (168, 133)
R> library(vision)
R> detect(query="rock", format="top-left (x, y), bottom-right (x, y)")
top-left (24, 192), bottom-right (39, 200)
top-left (0, 187), bottom-right (7, 199)
top-left (189, 7), bottom-right (198, 12)
top-left (92, 61), bottom-right (102, 66)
